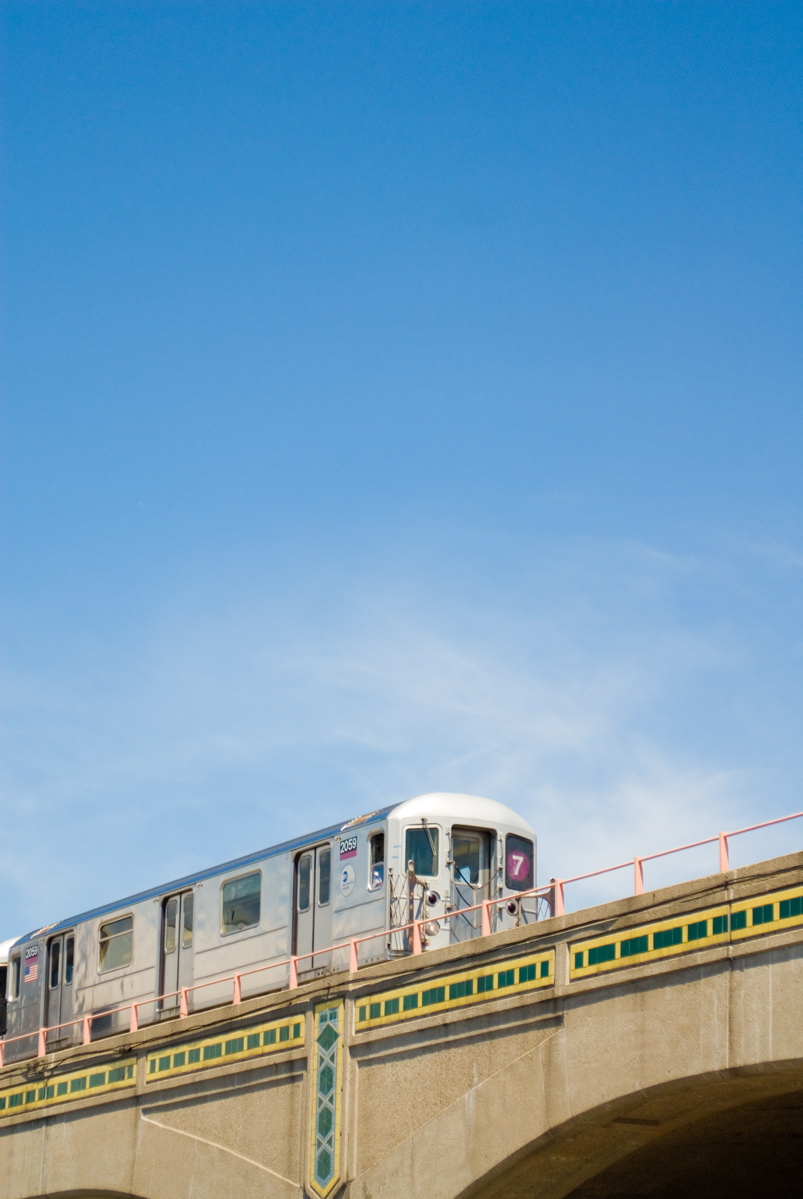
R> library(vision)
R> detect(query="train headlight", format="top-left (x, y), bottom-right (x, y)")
top-left (423, 920), bottom-right (441, 937)
top-left (426, 891), bottom-right (440, 906)
top-left (505, 900), bottom-right (519, 916)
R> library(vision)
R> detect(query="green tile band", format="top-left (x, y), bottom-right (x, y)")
top-left (571, 885), bottom-right (803, 979)
top-left (145, 1014), bottom-right (303, 1081)
top-left (355, 949), bottom-right (554, 1032)
top-left (0, 1062), bottom-right (134, 1118)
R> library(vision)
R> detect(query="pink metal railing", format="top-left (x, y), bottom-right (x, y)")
top-left (2, 806), bottom-right (801, 1066)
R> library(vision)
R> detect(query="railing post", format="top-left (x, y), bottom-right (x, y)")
top-left (719, 832), bottom-right (729, 873)
top-left (232, 973), bottom-right (242, 1004)
top-left (634, 856), bottom-right (644, 895)
top-left (82, 1016), bottom-right (91, 1046)
top-left (129, 1002), bottom-right (138, 1033)
top-left (289, 956), bottom-right (298, 989)
top-left (550, 878), bottom-right (565, 917)
top-left (180, 988), bottom-right (189, 1017)
top-left (0, 1040), bottom-right (4, 1068)
top-left (37, 1028), bottom-right (47, 1058)
top-left (481, 900), bottom-right (491, 937)
top-left (349, 938), bottom-right (359, 973)
top-left (412, 920), bottom-right (422, 955)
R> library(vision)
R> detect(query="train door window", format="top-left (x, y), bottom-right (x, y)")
top-left (369, 833), bottom-right (385, 889)
top-left (10, 956), bottom-right (20, 998)
top-left (64, 937), bottom-right (74, 985)
top-left (298, 854), bottom-right (312, 912)
top-left (221, 872), bottom-right (261, 934)
top-left (164, 897), bottom-right (178, 954)
top-left (453, 832), bottom-right (481, 884)
top-left (504, 835), bottom-right (534, 891)
top-left (405, 826), bottom-right (439, 877)
top-left (49, 940), bottom-right (61, 989)
top-left (182, 893), bottom-right (194, 949)
top-left (99, 915), bottom-right (134, 972)
top-left (318, 848), bottom-right (331, 906)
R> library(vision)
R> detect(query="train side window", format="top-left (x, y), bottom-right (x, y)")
top-left (64, 937), bottom-right (74, 985)
top-left (298, 855), bottom-right (312, 912)
top-left (221, 872), bottom-right (261, 934)
top-left (405, 827), bottom-right (439, 877)
top-left (318, 849), bottom-right (331, 907)
top-left (182, 894), bottom-right (194, 949)
top-left (369, 833), bottom-right (385, 889)
top-left (99, 916), bottom-right (134, 972)
top-left (505, 835), bottom-right (534, 892)
top-left (49, 940), bottom-right (61, 989)
top-left (10, 956), bottom-right (21, 999)
top-left (164, 898), bottom-right (178, 953)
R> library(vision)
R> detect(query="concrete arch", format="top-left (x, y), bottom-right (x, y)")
top-left (27, 1193), bottom-right (145, 1198)
top-left (564, 1086), bottom-right (803, 1198)
top-left (458, 1063), bottom-right (803, 1199)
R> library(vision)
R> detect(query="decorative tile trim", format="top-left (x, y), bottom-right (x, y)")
top-left (0, 1060), bottom-right (135, 1118)
top-left (355, 948), bottom-right (555, 1031)
top-left (146, 1014), bottom-right (304, 1081)
top-left (308, 1000), bottom-right (343, 1199)
top-left (571, 884), bottom-right (803, 979)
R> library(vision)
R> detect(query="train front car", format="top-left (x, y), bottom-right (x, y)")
top-left (1, 793), bottom-right (538, 1062)
top-left (383, 793), bottom-right (538, 952)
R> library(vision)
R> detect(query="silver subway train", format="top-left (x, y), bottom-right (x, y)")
top-left (3, 793), bottom-right (537, 1061)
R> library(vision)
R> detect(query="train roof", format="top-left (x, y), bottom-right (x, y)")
top-left (11, 792), bottom-right (534, 947)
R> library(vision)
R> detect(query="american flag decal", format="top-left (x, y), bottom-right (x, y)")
top-left (24, 950), bottom-right (38, 983)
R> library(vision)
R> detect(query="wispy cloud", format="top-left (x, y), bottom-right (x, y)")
top-left (3, 534), bottom-right (801, 935)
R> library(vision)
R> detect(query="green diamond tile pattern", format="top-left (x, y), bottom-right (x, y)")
top-left (317, 1022), bottom-right (338, 1050)
top-left (319, 1065), bottom-right (334, 1095)
top-left (311, 1003), bottom-right (341, 1196)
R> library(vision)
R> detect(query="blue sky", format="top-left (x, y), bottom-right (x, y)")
top-left (2, 2), bottom-right (802, 935)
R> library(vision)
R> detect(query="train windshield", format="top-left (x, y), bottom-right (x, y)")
top-left (405, 827), bottom-right (439, 877)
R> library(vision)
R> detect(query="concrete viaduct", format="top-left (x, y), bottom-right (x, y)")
top-left (2, 850), bottom-right (803, 1199)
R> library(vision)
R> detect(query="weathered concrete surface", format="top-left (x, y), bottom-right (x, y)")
top-left (2, 852), bottom-right (803, 1199)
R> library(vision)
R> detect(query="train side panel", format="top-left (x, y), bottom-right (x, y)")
top-left (190, 850), bottom-right (293, 1006)
top-left (331, 821), bottom-right (389, 965)
top-left (72, 896), bottom-right (160, 1036)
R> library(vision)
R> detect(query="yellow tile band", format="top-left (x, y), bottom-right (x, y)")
top-left (0, 1059), bottom-right (134, 1118)
top-left (146, 1013), bottom-right (304, 1081)
top-left (571, 885), bottom-right (803, 979)
top-left (355, 948), bottom-right (555, 1031)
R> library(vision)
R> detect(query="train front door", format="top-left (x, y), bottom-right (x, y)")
top-left (450, 828), bottom-right (492, 943)
top-left (160, 890), bottom-right (194, 1012)
top-left (45, 932), bottom-right (74, 1048)
top-left (294, 843), bottom-right (332, 977)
